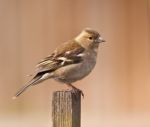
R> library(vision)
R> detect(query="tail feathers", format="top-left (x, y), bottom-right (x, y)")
top-left (12, 75), bottom-right (42, 99)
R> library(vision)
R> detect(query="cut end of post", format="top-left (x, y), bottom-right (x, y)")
top-left (53, 90), bottom-right (83, 99)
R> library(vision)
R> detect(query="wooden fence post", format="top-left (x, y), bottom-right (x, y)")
top-left (52, 90), bottom-right (81, 127)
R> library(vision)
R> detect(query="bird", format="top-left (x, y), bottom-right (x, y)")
top-left (13, 28), bottom-right (105, 99)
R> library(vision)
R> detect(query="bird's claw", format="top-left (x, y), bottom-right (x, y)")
top-left (71, 88), bottom-right (84, 98)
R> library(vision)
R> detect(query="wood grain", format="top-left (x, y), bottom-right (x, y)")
top-left (52, 90), bottom-right (81, 127)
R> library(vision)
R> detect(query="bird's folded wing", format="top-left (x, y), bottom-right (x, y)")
top-left (36, 40), bottom-right (85, 74)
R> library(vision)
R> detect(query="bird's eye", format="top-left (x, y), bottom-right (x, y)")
top-left (89, 37), bottom-right (93, 40)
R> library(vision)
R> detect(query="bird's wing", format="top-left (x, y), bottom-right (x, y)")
top-left (36, 40), bottom-right (85, 74)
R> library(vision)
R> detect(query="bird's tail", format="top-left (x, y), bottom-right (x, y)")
top-left (12, 75), bottom-right (42, 99)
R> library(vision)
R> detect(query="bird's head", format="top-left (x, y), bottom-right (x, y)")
top-left (75, 28), bottom-right (105, 49)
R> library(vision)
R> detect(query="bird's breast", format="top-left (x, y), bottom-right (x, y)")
top-left (53, 50), bottom-right (97, 83)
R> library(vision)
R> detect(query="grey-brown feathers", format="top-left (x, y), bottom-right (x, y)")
top-left (13, 28), bottom-right (105, 98)
top-left (84, 28), bottom-right (100, 39)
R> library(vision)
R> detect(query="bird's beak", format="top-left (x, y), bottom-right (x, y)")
top-left (97, 37), bottom-right (106, 43)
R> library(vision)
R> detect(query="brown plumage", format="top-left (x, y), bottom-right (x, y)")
top-left (13, 28), bottom-right (105, 99)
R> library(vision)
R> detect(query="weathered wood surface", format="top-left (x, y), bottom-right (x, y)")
top-left (52, 90), bottom-right (81, 127)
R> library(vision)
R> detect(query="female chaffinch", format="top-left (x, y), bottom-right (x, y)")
top-left (13, 28), bottom-right (105, 99)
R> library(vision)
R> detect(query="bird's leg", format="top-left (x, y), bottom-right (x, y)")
top-left (66, 83), bottom-right (84, 97)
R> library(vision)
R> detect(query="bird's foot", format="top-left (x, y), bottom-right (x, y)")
top-left (71, 88), bottom-right (84, 98)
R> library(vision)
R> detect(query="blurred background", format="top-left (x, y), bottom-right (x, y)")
top-left (0, 0), bottom-right (150, 127)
